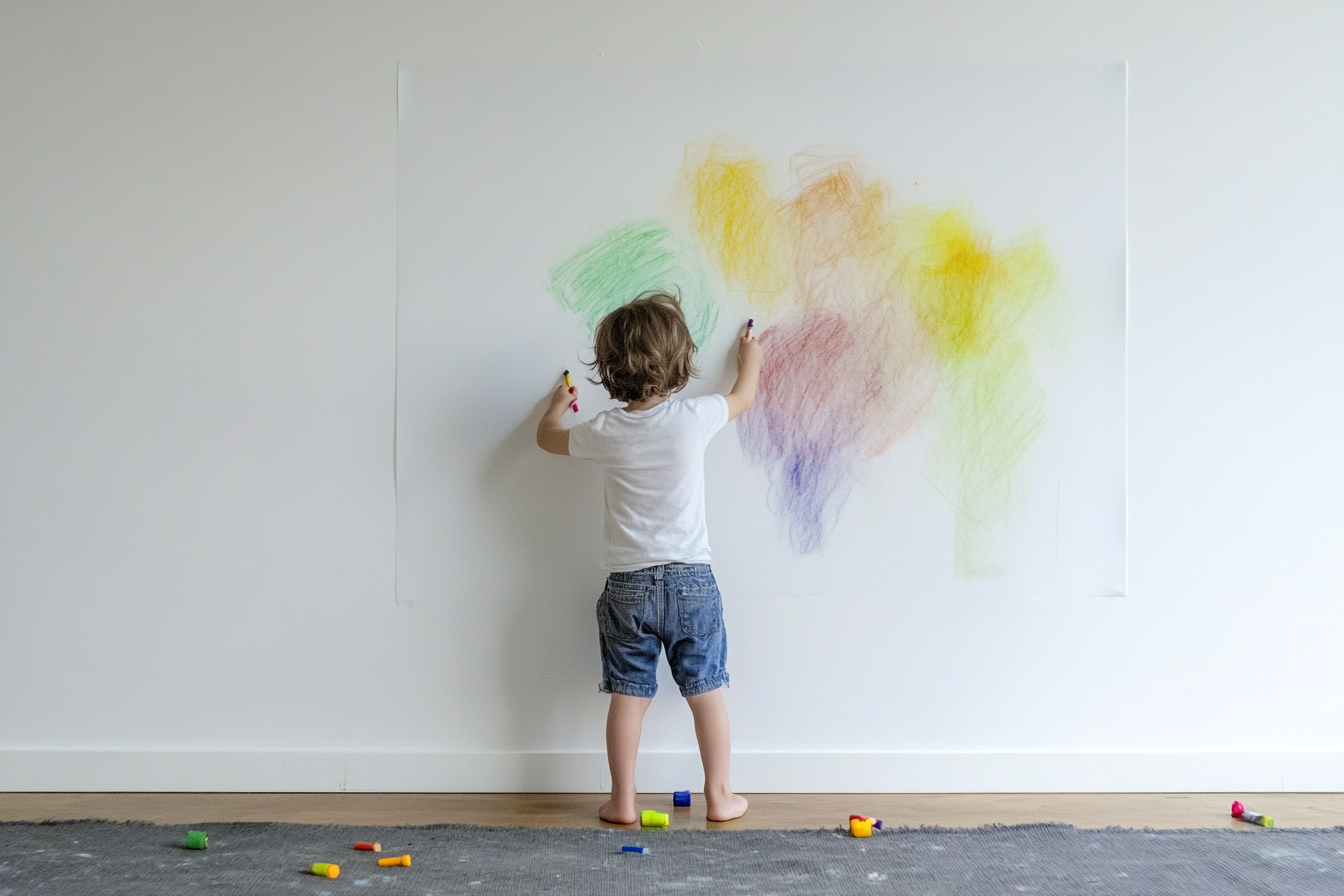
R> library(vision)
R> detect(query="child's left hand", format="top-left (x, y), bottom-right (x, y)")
top-left (549, 381), bottom-right (578, 415)
top-left (537, 380), bottom-right (576, 455)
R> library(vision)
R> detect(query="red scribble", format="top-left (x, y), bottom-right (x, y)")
top-left (738, 150), bottom-right (937, 552)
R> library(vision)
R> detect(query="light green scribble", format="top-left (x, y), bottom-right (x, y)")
top-left (549, 220), bottom-right (720, 349)
top-left (900, 208), bottom-right (1058, 577)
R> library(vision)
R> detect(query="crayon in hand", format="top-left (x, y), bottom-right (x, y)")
top-left (746, 319), bottom-right (754, 335)
top-left (563, 370), bottom-right (578, 413)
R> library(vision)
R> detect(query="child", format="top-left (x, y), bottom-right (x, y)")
top-left (536, 292), bottom-right (761, 824)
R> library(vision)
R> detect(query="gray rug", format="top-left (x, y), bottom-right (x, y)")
top-left (2, 820), bottom-right (1342, 895)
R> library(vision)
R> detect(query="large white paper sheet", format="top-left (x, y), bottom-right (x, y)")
top-left (396, 62), bottom-right (1126, 605)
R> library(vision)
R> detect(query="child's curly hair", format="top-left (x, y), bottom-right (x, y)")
top-left (591, 292), bottom-right (698, 403)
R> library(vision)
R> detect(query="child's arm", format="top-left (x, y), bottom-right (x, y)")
top-left (723, 328), bottom-right (762, 421)
top-left (536, 381), bottom-right (577, 455)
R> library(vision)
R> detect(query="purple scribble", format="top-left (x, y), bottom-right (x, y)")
top-left (736, 151), bottom-right (937, 553)
top-left (739, 312), bottom-right (875, 552)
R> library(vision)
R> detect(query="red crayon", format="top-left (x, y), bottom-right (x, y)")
top-left (354, 841), bottom-right (382, 852)
top-left (563, 370), bottom-right (578, 413)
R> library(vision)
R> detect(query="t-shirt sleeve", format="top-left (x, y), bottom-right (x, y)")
top-left (688, 393), bottom-right (730, 443)
top-left (566, 416), bottom-right (603, 461)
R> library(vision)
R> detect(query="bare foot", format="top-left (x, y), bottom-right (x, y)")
top-left (598, 797), bottom-right (639, 825)
top-left (706, 791), bottom-right (749, 822)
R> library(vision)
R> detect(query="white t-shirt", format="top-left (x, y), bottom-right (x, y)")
top-left (568, 393), bottom-right (730, 572)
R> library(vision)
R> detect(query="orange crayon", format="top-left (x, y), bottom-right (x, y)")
top-left (378, 854), bottom-right (412, 867)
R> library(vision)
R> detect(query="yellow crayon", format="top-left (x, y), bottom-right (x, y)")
top-left (563, 370), bottom-right (578, 413)
top-left (378, 854), bottom-right (412, 867)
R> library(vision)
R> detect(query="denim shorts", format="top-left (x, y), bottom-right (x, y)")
top-left (596, 563), bottom-right (729, 699)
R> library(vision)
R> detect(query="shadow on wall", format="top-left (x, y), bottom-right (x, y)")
top-left (478, 395), bottom-right (609, 763)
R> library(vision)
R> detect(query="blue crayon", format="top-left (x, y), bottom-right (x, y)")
top-left (673, 790), bottom-right (691, 807)
top-left (621, 845), bottom-right (649, 854)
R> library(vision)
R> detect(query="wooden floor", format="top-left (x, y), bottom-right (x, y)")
top-left (3, 793), bottom-right (1343, 830)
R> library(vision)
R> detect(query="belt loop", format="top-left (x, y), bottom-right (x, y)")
top-left (653, 565), bottom-right (664, 581)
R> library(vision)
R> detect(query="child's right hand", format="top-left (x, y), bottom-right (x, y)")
top-left (725, 322), bottom-right (763, 421)
top-left (738, 329), bottom-right (762, 368)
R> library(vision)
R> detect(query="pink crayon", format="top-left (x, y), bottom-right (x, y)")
top-left (563, 370), bottom-right (578, 413)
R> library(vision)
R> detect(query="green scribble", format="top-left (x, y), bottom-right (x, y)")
top-left (549, 220), bottom-right (720, 348)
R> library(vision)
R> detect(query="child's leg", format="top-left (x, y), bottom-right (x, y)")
top-left (686, 688), bottom-right (748, 822)
top-left (599, 693), bottom-right (652, 824)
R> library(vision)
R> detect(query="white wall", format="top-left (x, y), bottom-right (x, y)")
top-left (2, 0), bottom-right (1342, 792)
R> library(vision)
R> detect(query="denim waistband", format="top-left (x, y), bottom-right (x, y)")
top-left (609, 563), bottom-right (711, 581)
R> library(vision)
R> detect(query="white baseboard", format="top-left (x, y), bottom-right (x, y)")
top-left (3, 750), bottom-right (1342, 793)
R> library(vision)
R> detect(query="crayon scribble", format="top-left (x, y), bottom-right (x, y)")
top-left (682, 140), bottom-right (790, 308)
top-left (550, 220), bottom-right (720, 349)
top-left (550, 141), bottom-right (1057, 576)
top-left (900, 207), bottom-right (1056, 576)
top-left (736, 153), bottom-right (938, 553)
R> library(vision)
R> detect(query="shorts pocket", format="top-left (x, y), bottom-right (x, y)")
top-left (597, 580), bottom-right (648, 643)
top-left (676, 583), bottom-right (722, 638)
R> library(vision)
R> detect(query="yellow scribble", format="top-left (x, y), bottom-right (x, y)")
top-left (902, 209), bottom-right (1050, 358)
top-left (682, 141), bottom-right (789, 306)
top-left (910, 211), bottom-right (1001, 357)
top-left (899, 207), bottom-right (1057, 576)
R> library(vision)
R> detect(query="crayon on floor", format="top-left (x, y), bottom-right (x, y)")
top-left (311, 863), bottom-right (340, 878)
top-left (378, 854), bottom-right (412, 867)
top-left (1231, 801), bottom-right (1275, 827)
